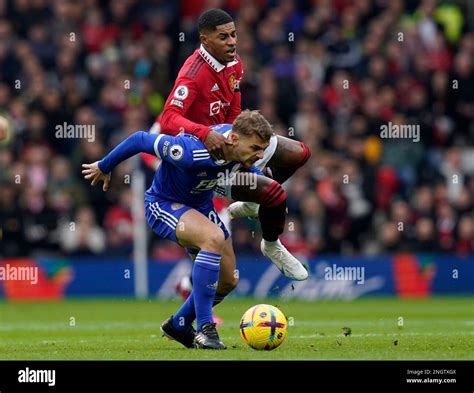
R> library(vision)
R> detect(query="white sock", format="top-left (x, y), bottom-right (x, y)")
top-left (263, 239), bottom-right (280, 247)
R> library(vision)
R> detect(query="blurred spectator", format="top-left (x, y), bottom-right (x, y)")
top-left (0, 179), bottom-right (25, 257)
top-left (379, 221), bottom-right (403, 253)
top-left (299, 191), bottom-right (324, 254)
top-left (47, 156), bottom-right (85, 215)
top-left (436, 201), bottom-right (457, 251)
top-left (20, 187), bottom-right (59, 257)
top-left (455, 215), bottom-right (474, 255)
top-left (317, 176), bottom-right (350, 253)
top-left (104, 189), bottom-right (133, 256)
top-left (0, 0), bottom-right (472, 259)
top-left (151, 239), bottom-right (188, 261)
top-left (280, 216), bottom-right (313, 257)
top-left (59, 206), bottom-right (106, 256)
top-left (231, 222), bottom-right (259, 255)
top-left (412, 217), bottom-right (439, 252)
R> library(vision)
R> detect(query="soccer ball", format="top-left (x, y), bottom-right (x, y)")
top-left (239, 304), bottom-right (288, 350)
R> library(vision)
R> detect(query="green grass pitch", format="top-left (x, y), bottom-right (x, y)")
top-left (0, 297), bottom-right (473, 360)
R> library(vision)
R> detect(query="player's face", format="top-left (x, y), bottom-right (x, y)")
top-left (234, 134), bottom-right (269, 169)
top-left (202, 22), bottom-right (237, 63)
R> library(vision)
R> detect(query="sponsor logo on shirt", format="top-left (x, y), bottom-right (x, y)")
top-left (209, 100), bottom-right (221, 116)
top-left (211, 83), bottom-right (219, 92)
top-left (162, 140), bottom-right (170, 156)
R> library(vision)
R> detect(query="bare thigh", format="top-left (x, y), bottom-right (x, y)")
top-left (267, 135), bottom-right (305, 168)
top-left (176, 208), bottom-right (225, 254)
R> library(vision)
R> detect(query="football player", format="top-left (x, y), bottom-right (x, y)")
top-left (82, 111), bottom-right (298, 349)
top-left (148, 8), bottom-right (310, 280)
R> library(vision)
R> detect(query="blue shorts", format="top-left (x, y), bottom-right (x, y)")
top-left (144, 196), bottom-right (230, 256)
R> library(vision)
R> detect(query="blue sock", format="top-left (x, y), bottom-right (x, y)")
top-left (193, 250), bottom-right (221, 331)
top-left (172, 291), bottom-right (195, 332)
top-left (174, 291), bottom-right (228, 330)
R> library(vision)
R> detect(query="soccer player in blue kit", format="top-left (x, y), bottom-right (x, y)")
top-left (82, 110), bottom-right (295, 349)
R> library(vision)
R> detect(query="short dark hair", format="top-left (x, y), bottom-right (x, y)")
top-left (198, 8), bottom-right (234, 33)
top-left (232, 110), bottom-right (273, 142)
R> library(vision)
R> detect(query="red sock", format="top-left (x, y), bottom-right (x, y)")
top-left (257, 181), bottom-right (287, 241)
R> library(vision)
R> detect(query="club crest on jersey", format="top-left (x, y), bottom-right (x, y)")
top-left (229, 74), bottom-right (235, 90)
top-left (170, 144), bottom-right (184, 160)
top-left (174, 85), bottom-right (189, 100)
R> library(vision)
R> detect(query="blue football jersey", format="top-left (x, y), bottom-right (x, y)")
top-left (98, 124), bottom-right (263, 209)
top-left (147, 124), bottom-right (243, 207)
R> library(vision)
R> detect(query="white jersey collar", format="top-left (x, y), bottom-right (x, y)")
top-left (199, 44), bottom-right (238, 73)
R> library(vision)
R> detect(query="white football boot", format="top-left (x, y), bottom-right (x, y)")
top-left (228, 201), bottom-right (259, 220)
top-left (260, 239), bottom-right (309, 281)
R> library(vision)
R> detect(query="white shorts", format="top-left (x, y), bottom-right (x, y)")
top-left (214, 134), bottom-right (278, 199)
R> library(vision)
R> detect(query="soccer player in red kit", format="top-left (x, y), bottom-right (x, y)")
top-left (149, 9), bottom-right (309, 283)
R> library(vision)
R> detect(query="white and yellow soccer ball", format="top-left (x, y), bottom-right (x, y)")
top-left (239, 304), bottom-right (288, 350)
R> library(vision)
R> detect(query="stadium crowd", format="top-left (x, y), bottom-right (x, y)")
top-left (0, 0), bottom-right (473, 260)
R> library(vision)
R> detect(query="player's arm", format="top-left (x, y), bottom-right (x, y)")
top-left (82, 131), bottom-right (159, 191)
top-left (161, 77), bottom-right (232, 160)
top-left (153, 134), bottom-right (215, 170)
top-left (160, 78), bottom-right (211, 140)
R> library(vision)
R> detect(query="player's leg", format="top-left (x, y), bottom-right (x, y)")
top-left (175, 237), bottom-right (237, 325)
top-left (266, 135), bottom-right (311, 184)
top-left (146, 199), bottom-right (225, 349)
top-left (230, 173), bottom-right (308, 280)
top-left (228, 135), bottom-right (311, 219)
top-left (184, 207), bottom-right (238, 309)
top-left (215, 237), bottom-right (238, 304)
top-left (173, 208), bottom-right (226, 349)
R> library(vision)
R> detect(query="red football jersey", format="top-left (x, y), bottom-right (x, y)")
top-left (158, 44), bottom-right (243, 142)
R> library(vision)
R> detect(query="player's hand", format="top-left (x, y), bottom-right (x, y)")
top-left (81, 162), bottom-right (111, 192)
top-left (204, 130), bottom-right (233, 160)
